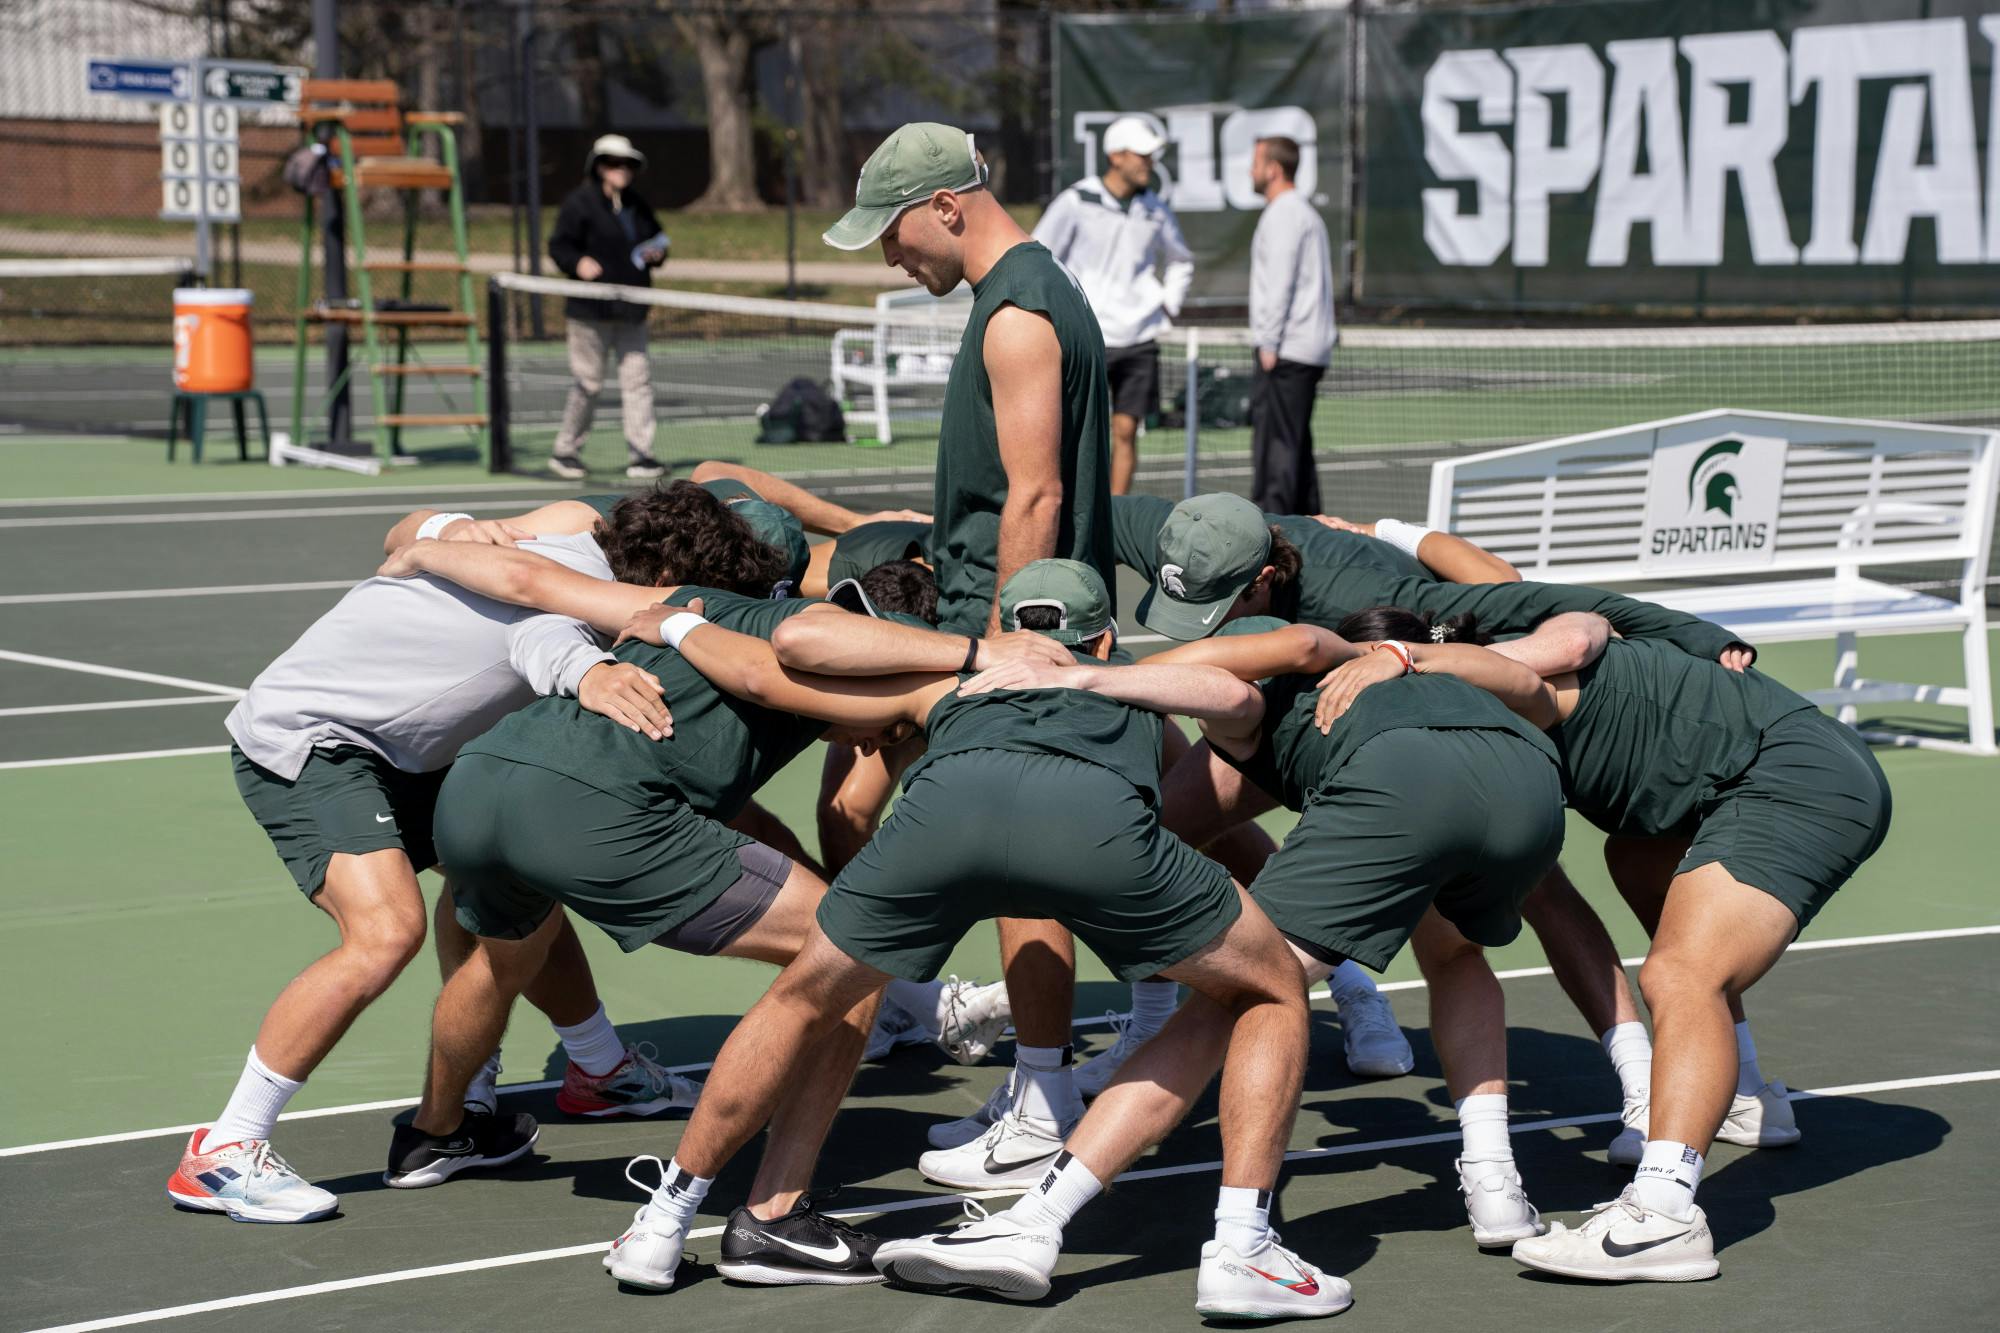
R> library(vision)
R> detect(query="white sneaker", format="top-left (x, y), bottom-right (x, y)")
top-left (1717, 1081), bottom-right (1800, 1147)
top-left (1511, 1187), bottom-right (1719, 1282)
top-left (864, 999), bottom-right (937, 1063)
top-left (873, 1199), bottom-right (1060, 1301)
top-left (918, 1106), bottom-right (1071, 1190)
top-left (1607, 1095), bottom-right (1647, 1167)
top-left (166, 1133), bottom-right (339, 1224)
top-left (1194, 1231), bottom-right (1353, 1320)
top-left (935, 976), bottom-right (1011, 1066)
top-left (1332, 984), bottom-right (1414, 1077)
top-left (547, 454), bottom-right (587, 481)
top-left (927, 1070), bottom-right (1016, 1150)
top-left (603, 1156), bottom-right (688, 1290)
top-left (464, 1052), bottom-right (502, 1117)
top-left (1075, 1013), bottom-right (1152, 1099)
top-left (1458, 1158), bottom-right (1546, 1247)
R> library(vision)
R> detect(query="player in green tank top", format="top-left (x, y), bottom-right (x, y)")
top-left (596, 560), bottom-right (1349, 1319)
top-left (1322, 608), bottom-right (1891, 1282)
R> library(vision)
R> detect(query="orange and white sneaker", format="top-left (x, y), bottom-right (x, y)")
top-left (1195, 1231), bottom-right (1353, 1319)
top-left (166, 1132), bottom-right (338, 1223)
top-left (555, 1044), bottom-right (701, 1118)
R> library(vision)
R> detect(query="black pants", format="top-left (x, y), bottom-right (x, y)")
top-left (1250, 358), bottom-right (1324, 515)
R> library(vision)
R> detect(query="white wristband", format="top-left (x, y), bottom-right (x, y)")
top-left (415, 511), bottom-right (473, 542)
top-left (1374, 517), bottom-right (1435, 559)
top-left (661, 611), bottom-right (708, 651)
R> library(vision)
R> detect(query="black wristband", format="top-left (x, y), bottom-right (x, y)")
top-left (960, 636), bottom-right (980, 673)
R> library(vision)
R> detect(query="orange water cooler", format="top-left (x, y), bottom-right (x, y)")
top-left (172, 288), bottom-right (255, 393)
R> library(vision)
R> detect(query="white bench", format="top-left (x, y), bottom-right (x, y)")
top-left (1427, 408), bottom-right (1999, 755)
top-left (829, 284), bottom-right (971, 445)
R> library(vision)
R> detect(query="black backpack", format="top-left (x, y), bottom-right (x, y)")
top-left (756, 377), bottom-right (847, 444)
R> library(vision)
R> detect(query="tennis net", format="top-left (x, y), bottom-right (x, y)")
top-left (0, 257), bottom-right (200, 437)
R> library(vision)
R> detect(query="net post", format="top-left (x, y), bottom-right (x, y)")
top-left (1183, 327), bottom-right (1201, 499)
top-left (486, 275), bottom-right (510, 474)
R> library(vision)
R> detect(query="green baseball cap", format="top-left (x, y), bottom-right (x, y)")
top-left (824, 122), bottom-right (988, 251)
top-left (733, 499), bottom-right (811, 591)
top-left (1136, 493), bottom-right (1273, 641)
top-left (1000, 558), bottom-right (1114, 647)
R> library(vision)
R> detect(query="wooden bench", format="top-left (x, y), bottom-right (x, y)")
top-left (830, 284), bottom-right (970, 444)
top-left (1426, 408), bottom-right (1999, 755)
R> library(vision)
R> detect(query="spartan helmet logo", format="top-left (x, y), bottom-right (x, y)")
top-left (1160, 563), bottom-right (1188, 597)
top-left (1688, 439), bottom-right (1745, 518)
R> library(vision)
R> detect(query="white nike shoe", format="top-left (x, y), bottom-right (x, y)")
top-left (917, 1106), bottom-right (1071, 1190)
top-left (1716, 1080), bottom-right (1800, 1147)
top-left (873, 1198), bottom-right (1060, 1301)
top-left (927, 1070), bottom-right (1016, 1150)
top-left (935, 976), bottom-right (1011, 1066)
top-left (864, 999), bottom-right (937, 1063)
top-left (1458, 1158), bottom-right (1547, 1247)
top-left (1606, 1095), bottom-right (1648, 1167)
top-left (1075, 1013), bottom-right (1153, 1099)
top-left (1511, 1186), bottom-right (1719, 1282)
top-left (603, 1156), bottom-right (689, 1290)
top-left (1194, 1231), bottom-right (1353, 1320)
top-left (464, 1052), bottom-right (502, 1117)
top-left (1332, 984), bottom-right (1415, 1078)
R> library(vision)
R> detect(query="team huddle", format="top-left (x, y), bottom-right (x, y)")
top-left (167, 121), bottom-right (1892, 1319)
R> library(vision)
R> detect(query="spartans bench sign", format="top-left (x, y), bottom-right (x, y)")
top-left (1639, 428), bottom-right (1788, 572)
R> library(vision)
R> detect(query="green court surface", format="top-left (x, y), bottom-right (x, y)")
top-left (1, 482), bottom-right (1996, 1331)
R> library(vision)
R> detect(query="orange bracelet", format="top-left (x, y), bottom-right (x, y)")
top-left (1371, 640), bottom-right (1415, 675)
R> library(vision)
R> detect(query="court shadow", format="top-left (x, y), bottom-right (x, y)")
top-left (311, 1147), bottom-right (558, 1198)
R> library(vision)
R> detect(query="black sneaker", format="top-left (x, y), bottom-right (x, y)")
top-left (716, 1190), bottom-right (886, 1285)
top-left (383, 1110), bottom-right (539, 1189)
top-left (547, 454), bottom-right (588, 481)
top-left (624, 456), bottom-right (667, 480)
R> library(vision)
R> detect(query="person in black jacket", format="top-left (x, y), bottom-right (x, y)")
top-left (547, 133), bottom-right (671, 480)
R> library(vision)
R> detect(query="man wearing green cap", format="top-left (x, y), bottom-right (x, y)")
top-left (825, 122), bottom-right (1115, 638)
top-left (593, 560), bottom-right (1344, 1318)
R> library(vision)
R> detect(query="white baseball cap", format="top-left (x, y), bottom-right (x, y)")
top-left (588, 134), bottom-right (646, 169)
top-left (1102, 116), bottom-right (1166, 158)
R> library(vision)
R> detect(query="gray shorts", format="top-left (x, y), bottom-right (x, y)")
top-left (649, 840), bottom-right (790, 956)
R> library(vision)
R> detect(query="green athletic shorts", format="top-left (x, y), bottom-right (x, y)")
top-left (820, 749), bottom-right (1240, 982)
top-left (434, 753), bottom-right (782, 953)
top-left (1252, 727), bottom-right (1566, 972)
top-left (232, 744), bottom-right (445, 899)
top-left (1678, 709), bottom-right (1891, 931)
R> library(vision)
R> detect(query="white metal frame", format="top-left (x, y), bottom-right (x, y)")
top-left (828, 285), bottom-right (970, 445)
top-left (1426, 408), bottom-right (1999, 756)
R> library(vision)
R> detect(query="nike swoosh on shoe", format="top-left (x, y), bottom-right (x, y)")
top-left (766, 1233), bottom-right (852, 1264)
top-left (1601, 1230), bottom-right (1691, 1258)
top-left (982, 1146), bottom-right (1061, 1175)
top-left (1247, 1264), bottom-right (1320, 1296)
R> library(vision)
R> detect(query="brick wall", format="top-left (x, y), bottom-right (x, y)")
top-left (0, 119), bottom-right (299, 220)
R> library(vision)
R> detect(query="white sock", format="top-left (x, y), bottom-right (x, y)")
top-left (885, 978), bottom-right (944, 1030)
top-left (1013, 1044), bottom-right (1075, 1126)
top-left (1454, 1092), bottom-right (1513, 1169)
top-left (1214, 1184), bottom-right (1274, 1253)
top-left (202, 1047), bottom-right (302, 1152)
top-left (1734, 1021), bottom-right (1764, 1095)
top-left (1631, 1139), bottom-right (1703, 1217)
top-left (1600, 1022), bottom-right (1654, 1106)
top-left (1127, 980), bottom-right (1180, 1035)
top-left (554, 1004), bottom-right (627, 1077)
top-left (1327, 960), bottom-right (1377, 1004)
top-left (1006, 1149), bottom-right (1101, 1228)
top-left (651, 1157), bottom-right (712, 1229)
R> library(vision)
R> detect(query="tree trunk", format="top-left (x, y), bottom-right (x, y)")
top-left (789, 20), bottom-right (847, 210)
top-left (679, 13), bottom-right (761, 212)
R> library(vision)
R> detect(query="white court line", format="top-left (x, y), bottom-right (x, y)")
top-left (0, 580), bottom-right (356, 606)
top-left (4, 924), bottom-right (1990, 1160)
top-left (0, 744), bottom-right (231, 772)
top-left (0, 696), bottom-right (235, 719)
top-left (0, 481), bottom-right (571, 509)
top-left (0, 501), bottom-right (532, 530)
top-left (0, 649), bottom-right (242, 697)
top-left (25, 1068), bottom-right (1999, 1333)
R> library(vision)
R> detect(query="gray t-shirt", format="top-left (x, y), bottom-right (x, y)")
top-left (226, 533), bottom-right (615, 778)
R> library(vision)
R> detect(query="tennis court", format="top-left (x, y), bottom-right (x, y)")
top-left (2, 474), bottom-right (1996, 1332)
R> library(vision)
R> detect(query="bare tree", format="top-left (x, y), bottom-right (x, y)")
top-left (788, 14), bottom-right (848, 210)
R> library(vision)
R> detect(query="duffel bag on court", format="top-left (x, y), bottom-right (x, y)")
top-left (756, 377), bottom-right (847, 444)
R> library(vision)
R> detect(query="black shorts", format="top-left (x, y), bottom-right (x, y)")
top-left (1105, 341), bottom-right (1161, 423)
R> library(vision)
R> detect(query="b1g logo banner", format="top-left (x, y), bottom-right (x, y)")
top-left (1640, 429), bottom-right (1788, 572)
top-left (1054, 10), bottom-right (1349, 308)
top-left (1363, 0), bottom-right (2000, 313)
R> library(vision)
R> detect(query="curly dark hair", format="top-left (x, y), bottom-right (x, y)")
top-left (1335, 604), bottom-right (1492, 647)
top-left (597, 481), bottom-right (789, 594)
top-left (1266, 528), bottom-right (1303, 588)
top-left (859, 559), bottom-right (939, 624)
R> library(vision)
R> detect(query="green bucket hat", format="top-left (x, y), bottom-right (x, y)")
top-left (824, 122), bottom-right (988, 251)
top-left (1136, 493), bottom-right (1272, 641)
top-left (1000, 558), bottom-right (1114, 647)
top-left (732, 498), bottom-right (811, 592)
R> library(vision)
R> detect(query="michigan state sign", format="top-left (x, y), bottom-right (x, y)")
top-left (1640, 429), bottom-right (1788, 571)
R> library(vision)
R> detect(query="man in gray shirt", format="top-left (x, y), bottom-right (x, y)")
top-left (1247, 136), bottom-right (1334, 514)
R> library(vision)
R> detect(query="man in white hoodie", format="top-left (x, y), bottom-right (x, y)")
top-left (1033, 115), bottom-right (1194, 494)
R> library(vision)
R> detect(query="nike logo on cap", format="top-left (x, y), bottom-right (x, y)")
top-left (374, 813), bottom-right (395, 824)
top-left (1600, 1230), bottom-right (1691, 1258)
top-left (1199, 606), bottom-right (1222, 625)
top-left (765, 1232), bottom-right (852, 1265)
